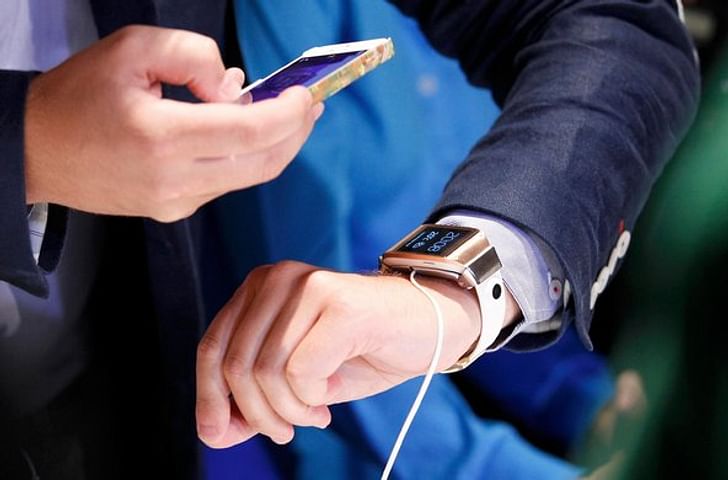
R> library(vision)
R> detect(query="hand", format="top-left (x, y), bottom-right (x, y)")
top-left (196, 260), bottom-right (521, 448)
top-left (591, 370), bottom-right (646, 445)
top-left (24, 25), bottom-right (323, 222)
top-left (580, 452), bottom-right (625, 480)
top-left (579, 370), bottom-right (646, 480)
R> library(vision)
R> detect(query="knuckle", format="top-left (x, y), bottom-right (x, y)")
top-left (253, 357), bottom-right (279, 386)
top-left (284, 358), bottom-right (308, 388)
top-left (236, 264), bottom-right (272, 295)
top-left (246, 264), bottom-right (273, 285)
top-left (136, 125), bottom-right (174, 162)
top-left (122, 103), bottom-right (149, 136)
top-left (111, 25), bottom-right (143, 47)
top-left (243, 414), bottom-right (267, 433)
top-left (177, 31), bottom-right (219, 57)
top-left (116, 24), bottom-right (146, 40)
top-left (223, 352), bottom-right (250, 381)
top-left (195, 396), bottom-right (217, 415)
top-left (266, 260), bottom-right (304, 284)
top-left (285, 365), bottom-right (318, 407)
top-left (197, 334), bottom-right (222, 363)
top-left (169, 29), bottom-right (198, 51)
top-left (301, 269), bottom-right (335, 293)
top-left (275, 260), bottom-right (305, 274)
top-left (176, 31), bottom-right (220, 64)
top-left (199, 35), bottom-right (220, 58)
top-left (123, 110), bottom-right (175, 162)
top-left (108, 25), bottom-right (152, 60)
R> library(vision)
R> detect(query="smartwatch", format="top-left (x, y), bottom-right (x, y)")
top-left (379, 224), bottom-right (506, 372)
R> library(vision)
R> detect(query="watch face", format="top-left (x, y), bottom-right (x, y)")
top-left (396, 226), bottom-right (477, 257)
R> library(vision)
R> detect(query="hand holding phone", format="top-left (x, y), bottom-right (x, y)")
top-left (241, 38), bottom-right (395, 103)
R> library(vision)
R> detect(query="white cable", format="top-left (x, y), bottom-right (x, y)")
top-left (380, 270), bottom-right (445, 480)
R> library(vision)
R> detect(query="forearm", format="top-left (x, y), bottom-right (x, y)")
top-left (393, 0), bottom-right (700, 347)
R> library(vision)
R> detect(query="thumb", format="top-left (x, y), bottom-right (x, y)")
top-left (285, 308), bottom-right (401, 407)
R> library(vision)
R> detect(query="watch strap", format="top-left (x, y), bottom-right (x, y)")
top-left (442, 270), bottom-right (506, 373)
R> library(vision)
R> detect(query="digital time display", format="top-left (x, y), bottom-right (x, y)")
top-left (396, 226), bottom-right (477, 257)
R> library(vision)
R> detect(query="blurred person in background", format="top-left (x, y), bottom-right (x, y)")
top-left (578, 26), bottom-right (728, 480)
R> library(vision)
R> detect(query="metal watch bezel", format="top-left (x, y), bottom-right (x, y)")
top-left (379, 224), bottom-right (501, 287)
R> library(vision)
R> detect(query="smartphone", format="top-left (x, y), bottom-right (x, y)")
top-left (240, 38), bottom-right (395, 104)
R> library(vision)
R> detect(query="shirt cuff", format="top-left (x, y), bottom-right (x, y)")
top-left (436, 210), bottom-right (565, 349)
top-left (27, 203), bottom-right (49, 263)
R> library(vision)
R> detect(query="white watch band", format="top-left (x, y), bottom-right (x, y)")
top-left (473, 270), bottom-right (507, 354)
top-left (442, 270), bottom-right (506, 373)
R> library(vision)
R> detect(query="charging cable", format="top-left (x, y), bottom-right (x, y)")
top-left (380, 270), bottom-right (445, 480)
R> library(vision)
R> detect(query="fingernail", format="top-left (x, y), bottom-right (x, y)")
top-left (312, 103), bottom-right (325, 121)
top-left (239, 91), bottom-right (253, 105)
top-left (311, 406), bottom-right (331, 428)
top-left (272, 432), bottom-right (294, 445)
top-left (315, 419), bottom-right (330, 429)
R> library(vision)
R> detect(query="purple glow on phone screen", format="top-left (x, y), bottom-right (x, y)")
top-left (249, 51), bottom-right (364, 102)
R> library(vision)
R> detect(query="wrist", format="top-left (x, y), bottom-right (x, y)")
top-left (417, 276), bottom-right (521, 370)
top-left (24, 75), bottom-right (49, 205)
top-left (379, 223), bottom-right (524, 372)
top-left (408, 276), bottom-right (481, 371)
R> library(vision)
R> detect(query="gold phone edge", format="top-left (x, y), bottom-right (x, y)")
top-left (308, 39), bottom-right (395, 103)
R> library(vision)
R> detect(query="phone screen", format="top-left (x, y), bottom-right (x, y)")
top-left (248, 51), bottom-right (365, 102)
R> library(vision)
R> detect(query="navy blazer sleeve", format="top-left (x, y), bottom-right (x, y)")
top-left (0, 70), bottom-right (59, 297)
top-left (389, 0), bottom-right (700, 348)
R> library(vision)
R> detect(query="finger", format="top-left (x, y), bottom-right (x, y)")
top-left (287, 308), bottom-right (370, 407)
top-left (254, 280), bottom-right (332, 428)
top-left (154, 86), bottom-right (315, 158)
top-left (226, 318), bottom-right (294, 445)
top-left (322, 356), bottom-right (404, 404)
top-left (207, 404), bottom-right (258, 450)
top-left (196, 269), bottom-right (267, 446)
top-left (290, 307), bottom-right (424, 406)
top-left (196, 281), bottom-right (251, 446)
top-left (218, 68), bottom-right (246, 102)
top-left (136, 27), bottom-right (234, 102)
top-left (223, 263), bottom-right (313, 444)
top-left (190, 102), bottom-right (323, 196)
top-left (152, 103), bottom-right (321, 222)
